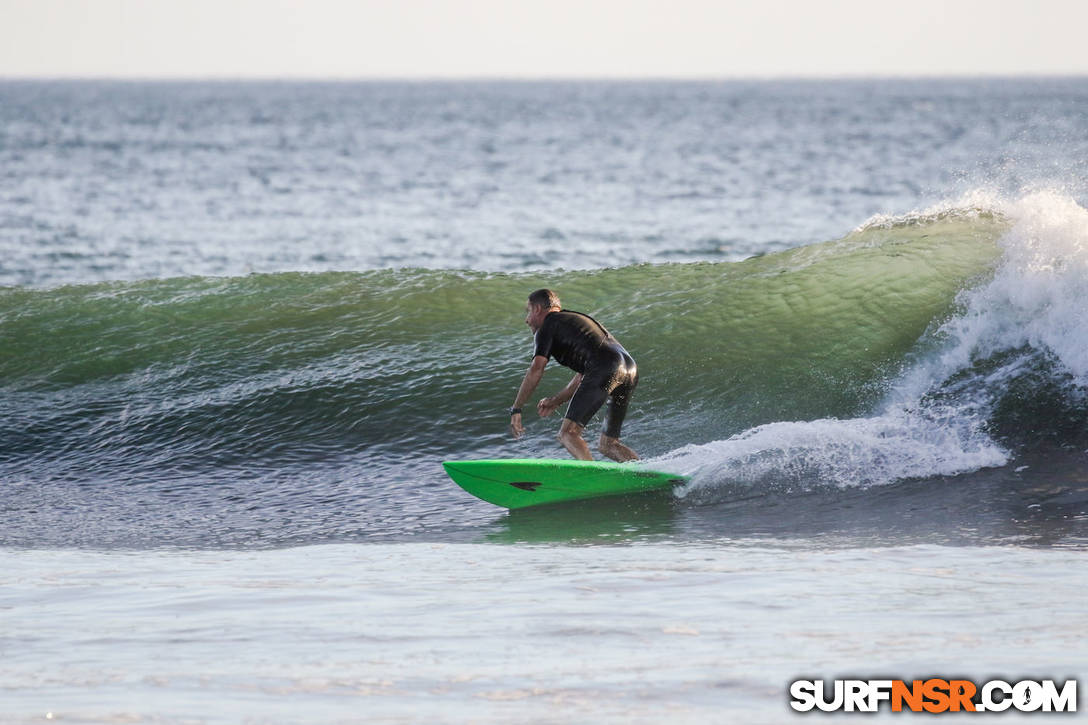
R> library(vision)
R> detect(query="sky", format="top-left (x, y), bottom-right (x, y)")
top-left (2, 0), bottom-right (1087, 79)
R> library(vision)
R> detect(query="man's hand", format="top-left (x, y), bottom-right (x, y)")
top-left (537, 397), bottom-right (560, 418)
top-left (510, 356), bottom-right (548, 440)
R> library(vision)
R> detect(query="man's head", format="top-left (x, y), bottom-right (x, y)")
top-left (525, 288), bottom-right (560, 332)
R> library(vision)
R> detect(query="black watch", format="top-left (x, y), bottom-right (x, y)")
top-left (508, 407), bottom-right (523, 415)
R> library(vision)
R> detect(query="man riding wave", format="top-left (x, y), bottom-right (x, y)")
top-left (509, 289), bottom-right (639, 462)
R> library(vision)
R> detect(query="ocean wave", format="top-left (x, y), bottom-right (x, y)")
top-left (2, 192), bottom-right (1086, 516)
top-left (658, 190), bottom-right (1088, 494)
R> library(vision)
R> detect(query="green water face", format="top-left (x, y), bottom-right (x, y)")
top-left (1, 210), bottom-right (1008, 461)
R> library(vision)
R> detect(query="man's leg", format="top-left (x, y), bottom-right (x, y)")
top-left (559, 374), bottom-right (608, 461)
top-left (558, 418), bottom-right (594, 461)
top-left (598, 370), bottom-right (638, 462)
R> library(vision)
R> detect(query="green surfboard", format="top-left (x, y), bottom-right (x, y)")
top-left (442, 458), bottom-right (688, 509)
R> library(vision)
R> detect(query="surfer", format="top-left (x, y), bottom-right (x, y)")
top-left (509, 289), bottom-right (639, 462)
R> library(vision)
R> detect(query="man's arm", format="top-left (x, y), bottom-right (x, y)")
top-left (538, 373), bottom-right (582, 418)
top-left (510, 355), bottom-right (548, 438)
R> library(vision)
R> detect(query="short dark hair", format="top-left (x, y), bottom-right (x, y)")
top-left (528, 288), bottom-right (561, 309)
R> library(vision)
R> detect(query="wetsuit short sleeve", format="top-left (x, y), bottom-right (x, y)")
top-left (533, 318), bottom-right (554, 360)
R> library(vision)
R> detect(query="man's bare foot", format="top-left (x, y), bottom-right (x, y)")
top-left (599, 434), bottom-right (638, 462)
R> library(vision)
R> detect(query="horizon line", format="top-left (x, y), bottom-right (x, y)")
top-left (3, 71), bottom-right (1088, 83)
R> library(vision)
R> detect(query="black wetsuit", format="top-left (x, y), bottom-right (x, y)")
top-left (533, 310), bottom-right (638, 438)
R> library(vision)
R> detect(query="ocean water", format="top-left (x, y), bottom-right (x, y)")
top-left (1, 79), bottom-right (1087, 723)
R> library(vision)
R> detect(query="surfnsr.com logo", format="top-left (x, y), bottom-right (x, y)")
top-left (790, 679), bottom-right (1078, 713)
